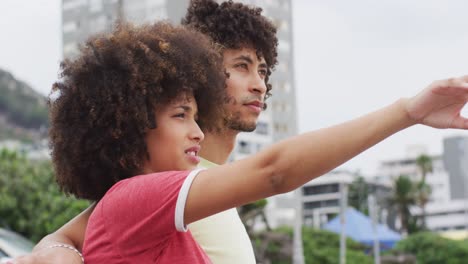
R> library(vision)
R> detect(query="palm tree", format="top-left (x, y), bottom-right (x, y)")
top-left (416, 154), bottom-right (433, 184)
top-left (348, 176), bottom-right (370, 215)
top-left (388, 175), bottom-right (416, 234)
top-left (416, 154), bottom-right (433, 228)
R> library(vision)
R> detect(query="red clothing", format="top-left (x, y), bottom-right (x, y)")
top-left (83, 170), bottom-right (211, 263)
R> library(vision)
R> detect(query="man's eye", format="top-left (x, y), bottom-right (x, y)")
top-left (174, 113), bottom-right (185, 118)
top-left (235, 63), bottom-right (248, 69)
top-left (259, 69), bottom-right (267, 77)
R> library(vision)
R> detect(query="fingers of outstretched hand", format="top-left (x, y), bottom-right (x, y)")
top-left (431, 76), bottom-right (468, 97)
top-left (450, 115), bottom-right (468, 129)
top-left (432, 76), bottom-right (468, 129)
top-left (407, 75), bottom-right (468, 128)
top-left (8, 255), bottom-right (36, 264)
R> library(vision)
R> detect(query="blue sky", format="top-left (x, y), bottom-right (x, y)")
top-left (1, 0), bottom-right (467, 175)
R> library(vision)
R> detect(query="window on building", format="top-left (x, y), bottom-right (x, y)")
top-left (304, 201), bottom-right (320, 210)
top-left (256, 143), bottom-right (263, 152)
top-left (278, 39), bottom-right (290, 53)
top-left (274, 122), bottom-right (280, 133)
top-left (255, 121), bottom-right (269, 135)
top-left (281, 82), bottom-right (291, 93)
top-left (238, 140), bottom-right (251, 154)
top-left (149, 5), bottom-right (167, 20)
top-left (63, 0), bottom-right (87, 10)
top-left (304, 199), bottom-right (339, 210)
top-left (303, 184), bottom-right (340, 196)
top-left (280, 20), bottom-right (290, 32)
top-left (63, 21), bottom-right (78, 33)
top-left (63, 42), bottom-right (79, 58)
top-left (277, 63), bottom-right (289, 74)
top-left (89, 0), bottom-right (103, 12)
top-left (324, 200), bottom-right (339, 207)
top-left (89, 16), bottom-right (107, 34)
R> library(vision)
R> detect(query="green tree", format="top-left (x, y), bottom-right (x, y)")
top-left (415, 154), bottom-right (433, 229)
top-left (394, 232), bottom-right (468, 264)
top-left (239, 199), bottom-right (271, 235)
top-left (0, 149), bottom-right (90, 242)
top-left (302, 227), bottom-right (372, 264)
top-left (348, 176), bottom-right (370, 215)
top-left (387, 175), bottom-right (416, 234)
top-left (253, 226), bottom-right (293, 264)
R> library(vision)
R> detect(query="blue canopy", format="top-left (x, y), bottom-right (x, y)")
top-left (323, 208), bottom-right (401, 249)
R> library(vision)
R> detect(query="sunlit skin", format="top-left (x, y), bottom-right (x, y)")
top-left (222, 47), bottom-right (268, 132)
top-left (142, 94), bottom-right (204, 174)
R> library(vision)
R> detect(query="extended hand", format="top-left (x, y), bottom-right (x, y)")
top-left (9, 247), bottom-right (83, 264)
top-left (406, 75), bottom-right (468, 129)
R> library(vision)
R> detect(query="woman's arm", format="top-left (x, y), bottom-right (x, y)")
top-left (185, 76), bottom-right (468, 225)
top-left (13, 204), bottom-right (95, 264)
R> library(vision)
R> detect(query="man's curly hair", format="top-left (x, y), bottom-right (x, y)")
top-left (49, 22), bottom-right (226, 200)
top-left (182, 0), bottom-right (278, 100)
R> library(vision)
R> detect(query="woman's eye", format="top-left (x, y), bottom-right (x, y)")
top-left (174, 113), bottom-right (185, 118)
top-left (259, 69), bottom-right (267, 77)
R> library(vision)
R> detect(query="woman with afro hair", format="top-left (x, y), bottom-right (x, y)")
top-left (12, 1), bottom-right (468, 264)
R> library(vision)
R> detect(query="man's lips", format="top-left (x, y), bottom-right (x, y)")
top-left (244, 100), bottom-right (264, 113)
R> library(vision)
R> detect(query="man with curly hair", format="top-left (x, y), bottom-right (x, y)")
top-left (14, 1), bottom-right (278, 263)
top-left (9, 1), bottom-right (468, 263)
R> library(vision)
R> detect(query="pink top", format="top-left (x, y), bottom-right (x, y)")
top-left (83, 170), bottom-right (211, 263)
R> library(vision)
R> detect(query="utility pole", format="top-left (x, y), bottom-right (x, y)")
top-left (368, 195), bottom-right (380, 264)
top-left (293, 188), bottom-right (305, 264)
top-left (339, 183), bottom-right (348, 264)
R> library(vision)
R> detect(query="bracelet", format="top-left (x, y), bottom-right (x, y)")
top-left (47, 244), bottom-right (84, 264)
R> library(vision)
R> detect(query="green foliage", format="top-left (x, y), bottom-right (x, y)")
top-left (253, 226), bottom-right (293, 264)
top-left (387, 175), bottom-right (417, 233)
top-left (239, 198), bottom-right (270, 234)
top-left (348, 176), bottom-right (370, 215)
top-left (415, 155), bottom-right (433, 183)
top-left (394, 232), bottom-right (468, 264)
top-left (302, 227), bottom-right (373, 264)
top-left (0, 149), bottom-right (90, 242)
top-left (415, 154), bottom-right (433, 229)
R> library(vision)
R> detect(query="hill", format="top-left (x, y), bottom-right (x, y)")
top-left (0, 68), bottom-right (48, 142)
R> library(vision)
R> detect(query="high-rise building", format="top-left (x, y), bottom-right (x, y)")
top-left (375, 137), bottom-right (468, 232)
top-left (62, 0), bottom-right (188, 58)
top-left (444, 136), bottom-right (468, 200)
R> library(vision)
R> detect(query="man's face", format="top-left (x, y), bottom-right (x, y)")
top-left (222, 47), bottom-right (268, 132)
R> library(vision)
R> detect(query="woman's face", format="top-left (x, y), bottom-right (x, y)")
top-left (142, 94), bottom-right (204, 173)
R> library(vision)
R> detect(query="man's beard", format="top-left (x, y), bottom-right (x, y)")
top-left (224, 112), bottom-right (257, 132)
top-left (223, 95), bottom-right (259, 132)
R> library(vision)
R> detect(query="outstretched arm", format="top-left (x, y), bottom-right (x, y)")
top-left (13, 204), bottom-right (95, 264)
top-left (185, 76), bottom-right (468, 224)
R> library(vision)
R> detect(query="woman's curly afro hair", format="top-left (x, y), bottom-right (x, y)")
top-left (182, 0), bottom-right (278, 100)
top-left (49, 22), bottom-right (226, 200)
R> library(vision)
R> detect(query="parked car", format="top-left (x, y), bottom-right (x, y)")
top-left (0, 228), bottom-right (34, 262)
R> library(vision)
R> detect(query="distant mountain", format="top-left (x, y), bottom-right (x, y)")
top-left (0, 68), bottom-right (48, 142)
